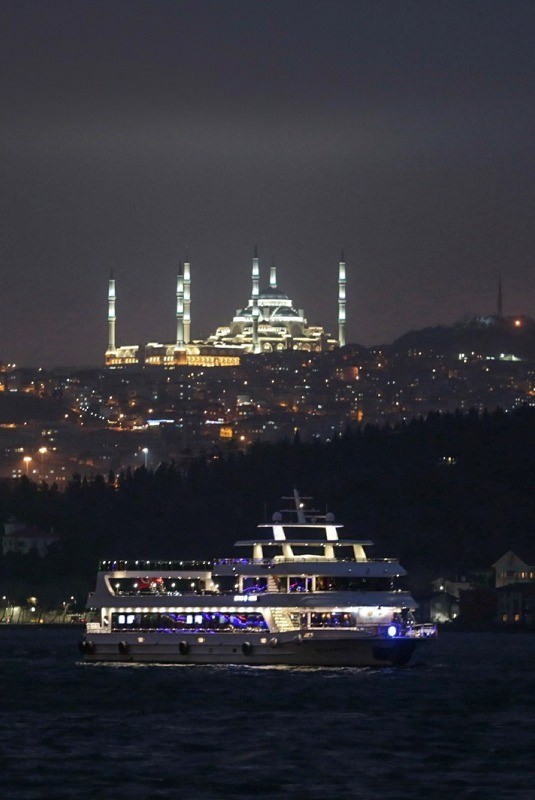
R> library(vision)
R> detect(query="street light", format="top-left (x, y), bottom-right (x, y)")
top-left (1, 596), bottom-right (10, 623)
top-left (38, 446), bottom-right (48, 477)
top-left (23, 455), bottom-right (32, 476)
top-left (142, 447), bottom-right (149, 468)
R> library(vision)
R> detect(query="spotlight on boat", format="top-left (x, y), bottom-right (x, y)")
top-left (387, 625), bottom-right (398, 638)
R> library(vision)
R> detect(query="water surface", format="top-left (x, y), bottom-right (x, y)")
top-left (0, 627), bottom-right (534, 799)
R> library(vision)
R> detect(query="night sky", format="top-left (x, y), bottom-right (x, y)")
top-left (1, 0), bottom-right (534, 367)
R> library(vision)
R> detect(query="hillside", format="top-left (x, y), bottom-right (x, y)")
top-left (388, 316), bottom-right (535, 359)
top-left (0, 406), bottom-right (533, 603)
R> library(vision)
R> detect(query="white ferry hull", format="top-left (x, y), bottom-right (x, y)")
top-left (80, 631), bottom-right (425, 667)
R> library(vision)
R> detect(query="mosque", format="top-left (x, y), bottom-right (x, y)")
top-left (105, 249), bottom-right (347, 368)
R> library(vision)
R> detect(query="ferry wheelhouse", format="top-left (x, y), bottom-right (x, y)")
top-left (80, 492), bottom-right (436, 666)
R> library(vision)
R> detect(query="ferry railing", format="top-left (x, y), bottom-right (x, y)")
top-left (99, 560), bottom-right (213, 572)
top-left (376, 623), bottom-right (438, 639)
top-left (305, 623), bottom-right (438, 638)
top-left (405, 623), bottom-right (438, 638)
top-left (99, 557), bottom-right (403, 572)
top-left (85, 620), bottom-right (438, 638)
top-left (108, 582), bottom-right (415, 598)
top-left (86, 622), bottom-right (104, 633)
top-left (214, 557), bottom-right (401, 566)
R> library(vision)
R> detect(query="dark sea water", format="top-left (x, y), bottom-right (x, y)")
top-left (0, 627), bottom-right (534, 799)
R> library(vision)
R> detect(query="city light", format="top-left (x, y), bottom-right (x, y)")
top-left (38, 446), bottom-right (48, 476)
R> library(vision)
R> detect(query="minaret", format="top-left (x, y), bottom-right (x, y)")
top-left (338, 250), bottom-right (346, 347)
top-left (183, 254), bottom-right (191, 344)
top-left (176, 261), bottom-right (184, 346)
top-left (252, 245), bottom-right (260, 352)
top-left (107, 270), bottom-right (116, 352)
top-left (497, 275), bottom-right (503, 318)
top-left (270, 258), bottom-right (277, 289)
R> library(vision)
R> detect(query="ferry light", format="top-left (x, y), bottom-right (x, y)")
top-left (387, 624), bottom-right (398, 638)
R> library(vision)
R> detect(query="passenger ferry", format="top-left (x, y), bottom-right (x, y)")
top-left (80, 491), bottom-right (436, 666)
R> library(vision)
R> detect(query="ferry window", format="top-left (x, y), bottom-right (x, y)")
top-left (243, 577), bottom-right (268, 593)
top-left (315, 576), bottom-right (393, 592)
top-left (309, 612), bottom-right (355, 628)
top-left (111, 611), bottom-right (268, 632)
top-left (211, 576), bottom-right (238, 593)
top-left (108, 577), bottom-right (211, 596)
top-left (289, 577), bottom-right (307, 592)
top-left (116, 614), bottom-right (134, 625)
top-left (112, 612), bottom-right (159, 630)
top-left (158, 612), bottom-right (268, 632)
top-left (131, 577), bottom-right (206, 595)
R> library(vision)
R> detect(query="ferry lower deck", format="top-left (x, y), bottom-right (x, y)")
top-left (79, 628), bottom-right (430, 667)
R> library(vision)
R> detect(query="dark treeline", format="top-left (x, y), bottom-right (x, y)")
top-left (1, 406), bottom-right (534, 604)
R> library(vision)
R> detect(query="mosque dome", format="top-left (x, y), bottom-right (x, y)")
top-left (271, 306), bottom-right (300, 318)
top-left (201, 248), bottom-right (343, 355)
top-left (258, 287), bottom-right (290, 300)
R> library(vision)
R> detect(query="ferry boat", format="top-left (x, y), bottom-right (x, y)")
top-left (80, 491), bottom-right (436, 667)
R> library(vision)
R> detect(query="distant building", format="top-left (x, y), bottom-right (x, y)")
top-left (429, 592), bottom-right (459, 624)
top-left (105, 249), bottom-right (346, 367)
top-left (422, 576), bottom-right (475, 623)
top-left (493, 551), bottom-right (535, 626)
top-left (2, 518), bottom-right (59, 557)
top-left (457, 587), bottom-right (497, 629)
top-left (496, 583), bottom-right (535, 626)
top-left (422, 574), bottom-right (498, 627)
top-left (431, 576), bottom-right (473, 598)
top-left (492, 551), bottom-right (535, 588)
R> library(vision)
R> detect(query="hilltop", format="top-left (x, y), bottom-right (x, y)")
top-left (386, 316), bottom-right (535, 360)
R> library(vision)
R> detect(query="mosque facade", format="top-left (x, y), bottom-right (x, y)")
top-left (105, 249), bottom-right (346, 368)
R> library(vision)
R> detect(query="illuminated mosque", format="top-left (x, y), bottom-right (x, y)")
top-left (105, 249), bottom-right (347, 368)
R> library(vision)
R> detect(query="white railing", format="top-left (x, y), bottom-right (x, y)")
top-left (404, 624), bottom-right (438, 639)
top-left (86, 622), bottom-right (104, 633)
top-left (215, 557), bottom-right (400, 566)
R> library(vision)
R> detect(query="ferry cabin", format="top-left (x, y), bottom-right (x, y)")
top-left (88, 533), bottom-right (417, 640)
